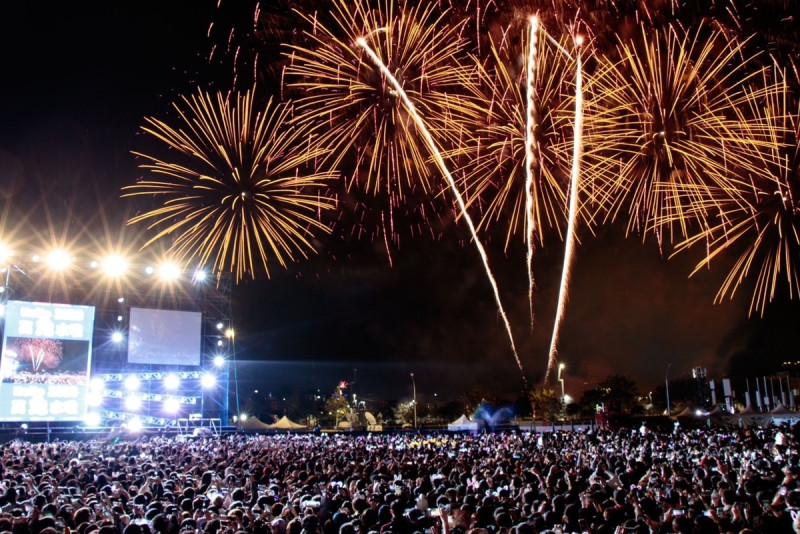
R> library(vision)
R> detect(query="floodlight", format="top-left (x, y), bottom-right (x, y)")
top-left (87, 392), bottom-right (104, 408)
top-left (213, 355), bottom-right (225, 368)
top-left (163, 397), bottom-right (181, 414)
top-left (201, 373), bottom-right (217, 389)
top-left (0, 243), bottom-right (12, 263)
top-left (84, 412), bottom-right (102, 427)
top-left (111, 331), bottom-right (124, 343)
top-left (163, 373), bottom-right (180, 390)
top-left (102, 254), bottom-right (129, 278)
top-left (46, 248), bottom-right (72, 271)
top-left (157, 261), bottom-right (181, 281)
top-left (125, 395), bottom-right (142, 411)
top-left (127, 417), bottom-right (143, 432)
top-left (124, 375), bottom-right (140, 391)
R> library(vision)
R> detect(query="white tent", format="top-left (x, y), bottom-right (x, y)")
top-left (448, 414), bottom-right (481, 432)
top-left (365, 412), bottom-right (383, 432)
top-left (268, 415), bottom-right (307, 430)
top-left (239, 416), bottom-right (273, 430)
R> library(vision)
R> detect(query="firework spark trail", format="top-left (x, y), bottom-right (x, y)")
top-left (124, 89), bottom-right (337, 282)
top-left (545, 36), bottom-right (583, 385)
top-left (356, 36), bottom-right (527, 385)
top-left (524, 15), bottom-right (539, 333)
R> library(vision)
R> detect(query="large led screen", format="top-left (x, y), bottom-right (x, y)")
top-left (127, 307), bottom-right (202, 366)
top-left (0, 300), bottom-right (95, 421)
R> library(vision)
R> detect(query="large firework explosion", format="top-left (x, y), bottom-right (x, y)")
top-left (670, 68), bottom-right (800, 317)
top-left (125, 88), bottom-right (337, 282)
top-left (282, 0), bottom-right (478, 258)
top-left (582, 21), bottom-right (773, 246)
top-left (129, 0), bottom-right (800, 383)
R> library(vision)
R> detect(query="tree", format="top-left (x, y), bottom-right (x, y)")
top-left (598, 375), bottom-right (639, 413)
top-left (529, 388), bottom-right (561, 420)
top-left (323, 394), bottom-right (350, 427)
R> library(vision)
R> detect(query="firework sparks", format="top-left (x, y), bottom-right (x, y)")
top-left (668, 69), bottom-right (799, 316)
top-left (283, 0), bottom-right (474, 252)
top-left (584, 22), bottom-right (769, 246)
top-left (356, 35), bottom-right (527, 385)
top-left (12, 338), bottom-right (63, 372)
top-left (124, 88), bottom-right (337, 282)
top-left (545, 35), bottom-right (584, 385)
top-left (525, 15), bottom-right (539, 331)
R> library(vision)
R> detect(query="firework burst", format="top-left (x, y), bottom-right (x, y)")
top-left (447, 27), bottom-right (590, 250)
top-left (283, 0), bottom-right (475, 253)
top-left (583, 21), bottom-right (770, 247)
top-left (669, 69), bottom-right (800, 316)
top-left (124, 88), bottom-right (337, 282)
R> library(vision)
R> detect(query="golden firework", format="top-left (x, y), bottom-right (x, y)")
top-left (124, 88), bottom-right (337, 282)
top-left (445, 27), bottom-right (592, 251)
top-left (583, 22), bottom-right (769, 245)
top-left (669, 69), bottom-right (798, 316)
top-left (283, 0), bottom-right (474, 248)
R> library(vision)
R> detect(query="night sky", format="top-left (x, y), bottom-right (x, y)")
top-left (1, 1), bottom-right (798, 406)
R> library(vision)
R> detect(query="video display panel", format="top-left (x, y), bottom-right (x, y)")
top-left (0, 300), bottom-right (95, 421)
top-left (127, 307), bottom-right (202, 366)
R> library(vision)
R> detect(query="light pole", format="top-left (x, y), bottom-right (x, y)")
top-left (410, 372), bottom-right (417, 429)
top-left (557, 363), bottom-right (566, 407)
top-left (665, 363), bottom-right (672, 416)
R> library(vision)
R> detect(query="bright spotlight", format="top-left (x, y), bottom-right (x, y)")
top-left (201, 373), bottom-right (217, 389)
top-left (127, 417), bottom-right (143, 432)
top-left (158, 261), bottom-right (181, 281)
top-left (144, 265), bottom-right (155, 275)
top-left (125, 395), bottom-right (142, 411)
top-left (225, 328), bottom-right (235, 339)
top-left (213, 355), bottom-right (225, 368)
top-left (216, 322), bottom-right (224, 331)
top-left (84, 412), bottom-right (102, 427)
top-left (102, 254), bottom-right (129, 278)
top-left (0, 243), bottom-right (12, 263)
top-left (163, 373), bottom-right (180, 390)
top-left (88, 378), bottom-right (105, 405)
top-left (46, 248), bottom-right (72, 271)
top-left (239, 413), bottom-right (248, 422)
top-left (194, 269), bottom-right (208, 282)
top-left (124, 375), bottom-right (140, 391)
top-left (163, 397), bottom-right (181, 414)
top-left (217, 339), bottom-right (224, 347)
top-left (111, 331), bottom-right (124, 343)
top-left (87, 392), bottom-right (104, 408)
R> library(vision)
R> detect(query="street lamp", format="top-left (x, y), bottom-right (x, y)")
top-left (557, 363), bottom-right (566, 405)
top-left (410, 372), bottom-right (417, 429)
top-left (665, 363), bottom-right (672, 416)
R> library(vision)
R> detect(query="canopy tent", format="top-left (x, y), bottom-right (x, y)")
top-left (238, 416), bottom-right (273, 429)
top-left (268, 416), bottom-right (307, 430)
top-left (448, 414), bottom-right (481, 432)
top-left (365, 412), bottom-right (383, 432)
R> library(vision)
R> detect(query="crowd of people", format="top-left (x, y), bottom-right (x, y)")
top-left (1, 423), bottom-right (799, 534)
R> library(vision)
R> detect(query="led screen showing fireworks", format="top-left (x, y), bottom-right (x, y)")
top-left (127, 307), bottom-right (202, 366)
top-left (0, 301), bottom-right (95, 421)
